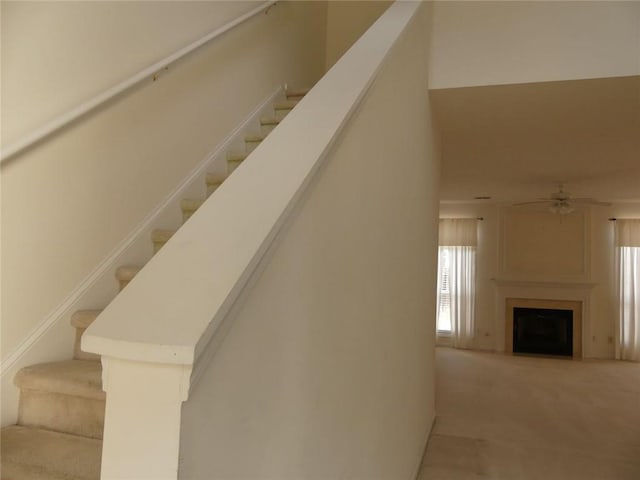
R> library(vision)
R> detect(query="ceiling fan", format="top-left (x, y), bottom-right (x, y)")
top-left (514, 184), bottom-right (611, 214)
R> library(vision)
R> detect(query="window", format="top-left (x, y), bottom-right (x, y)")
top-left (616, 219), bottom-right (640, 361)
top-left (437, 219), bottom-right (478, 348)
top-left (437, 247), bottom-right (452, 332)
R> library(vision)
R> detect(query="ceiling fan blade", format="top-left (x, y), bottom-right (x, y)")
top-left (512, 200), bottom-right (552, 206)
top-left (570, 198), bottom-right (612, 206)
top-left (570, 197), bottom-right (596, 202)
top-left (513, 185), bottom-right (612, 208)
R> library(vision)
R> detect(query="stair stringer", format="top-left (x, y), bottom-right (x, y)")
top-left (0, 85), bottom-right (285, 427)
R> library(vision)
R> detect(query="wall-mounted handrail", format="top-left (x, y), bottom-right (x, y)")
top-left (0, 0), bottom-right (278, 164)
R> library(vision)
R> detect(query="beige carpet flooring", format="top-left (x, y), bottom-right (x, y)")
top-left (417, 347), bottom-right (640, 480)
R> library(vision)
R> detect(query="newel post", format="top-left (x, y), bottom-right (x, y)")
top-left (99, 357), bottom-right (192, 480)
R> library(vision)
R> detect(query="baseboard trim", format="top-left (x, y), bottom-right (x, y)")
top-left (0, 86), bottom-right (283, 379)
top-left (411, 414), bottom-right (436, 480)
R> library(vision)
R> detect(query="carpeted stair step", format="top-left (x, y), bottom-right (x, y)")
top-left (70, 310), bottom-right (102, 361)
top-left (115, 265), bottom-right (140, 291)
top-left (273, 99), bottom-right (299, 111)
top-left (285, 87), bottom-right (310, 99)
top-left (1, 425), bottom-right (102, 480)
top-left (151, 228), bottom-right (176, 254)
top-left (14, 360), bottom-right (105, 440)
top-left (260, 116), bottom-right (281, 135)
top-left (244, 134), bottom-right (265, 153)
top-left (206, 173), bottom-right (226, 197)
top-left (181, 198), bottom-right (205, 223)
top-left (273, 100), bottom-right (300, 111)
top-left (227, 153), bottom-right (248, 173)
top-left (273, 99), bottom-right (299, 121)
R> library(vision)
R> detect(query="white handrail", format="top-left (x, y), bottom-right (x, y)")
top-left (0, 0), bottom-right (278, 164)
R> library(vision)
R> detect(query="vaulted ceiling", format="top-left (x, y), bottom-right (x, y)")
top-left (430, 75), bottom-right (640, 204)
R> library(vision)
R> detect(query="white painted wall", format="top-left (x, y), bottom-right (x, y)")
top-left (1, 2), bottom-right (327, 363)
top-left (178, 5), bottom-right (439, 478)
top-left (439, 202), bottom-right (640, 358)
top-left (2, 1), bottom-right (256, 145)
top-left (429, 1), bottom-right (640, 89)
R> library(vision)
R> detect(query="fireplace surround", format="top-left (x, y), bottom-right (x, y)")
top-left (513, 306), bottom-right (573, 356)
top-left (505, 298), bottom-right (583, 358)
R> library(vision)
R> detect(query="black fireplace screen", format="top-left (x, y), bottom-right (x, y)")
top-left (513, 307), bottom-right (573, 356)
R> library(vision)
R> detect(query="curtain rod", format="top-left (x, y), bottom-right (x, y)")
top-left (440, 217), bottom-right (484, 221)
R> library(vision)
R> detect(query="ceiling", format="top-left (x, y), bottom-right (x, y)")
top-left (430, 75), bottom-right (640, 204)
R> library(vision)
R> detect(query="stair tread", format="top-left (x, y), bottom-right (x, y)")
top-left (1, 425), bottom-right (101, 480)
top-left (244, 134), bottom-right (265, 142)
top-left (206, 173), bottom-right (226, 186)
top-left (274, 99), bottom-right (299, 110)
top-left (14, 360), bottom-right (104, 400)
top-left (115, 265), bottom-right (140, 281)
top-left (151, 228), bottom-right (176, 242)
top-left (181, 198), bottom-right (205, 211)
top-left (260, 116), bottom-right (281, 126)
top-left (228, 153), bottom-right (248, 162)
top-left (286, 87), bottom-right (310, 98)
top-left (70, 310), bottom-right (101, 329)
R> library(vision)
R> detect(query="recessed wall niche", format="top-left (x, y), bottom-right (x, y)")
top-left (500, 209), bottom-right (589, 280)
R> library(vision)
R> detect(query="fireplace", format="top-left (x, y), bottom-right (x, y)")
top-left (505, 298), bottom-right (583, 358)
top-left (513, 307), bottom-right (573, 356)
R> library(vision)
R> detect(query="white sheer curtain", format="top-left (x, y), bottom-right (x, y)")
top-left (616, 219), bottom-right (640, 361)
top-left (437, 219), bottom-right (477, 349)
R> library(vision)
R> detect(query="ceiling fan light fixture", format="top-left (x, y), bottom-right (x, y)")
top-left (514, 183), bottom-right (608, 213)
top-left (549, 202), bottom-right (574, 215)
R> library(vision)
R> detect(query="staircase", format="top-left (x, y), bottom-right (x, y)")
top-left (0, 87), bottom-right (309, 480)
